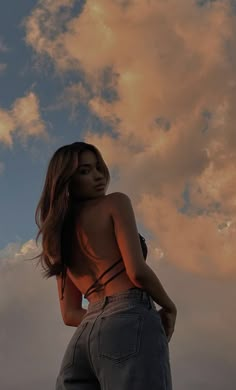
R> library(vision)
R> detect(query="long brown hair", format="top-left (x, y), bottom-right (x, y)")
top-left (25, 142), bottom-right (110, 299)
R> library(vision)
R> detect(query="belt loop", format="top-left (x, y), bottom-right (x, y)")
top-left (141, 289), bottom-right (149, 307)
top-left (148, 295), bottom-right (153, 309)
top-left (101, 295), bottom-right (108, 309)
top-left (143, 289), bottom-right (153, 310)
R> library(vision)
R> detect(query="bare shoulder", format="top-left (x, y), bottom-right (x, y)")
top-left (108, 191), bottom-right (129, 199)
top-left (107, 191), bottom-right (130, 208)
top-left (107, 192), bottom-right (134, 219)
top-left (108, 191), bottom-right (129, 198)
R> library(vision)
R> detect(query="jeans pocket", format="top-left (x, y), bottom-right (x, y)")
top-left (98, 312), bottom-right (144, 363)
top-left (61, 321), bottom-right (88, 371)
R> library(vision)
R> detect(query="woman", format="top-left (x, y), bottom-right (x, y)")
top-left (30, 141), bottom-right (176, 389)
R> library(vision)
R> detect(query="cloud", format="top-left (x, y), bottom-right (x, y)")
top-left (0, 92), bottom-right (48, 148)
top-left (0, 236), bottom-right (235, 388)
top-left (0, 238), bottom-right (72, 389)
top-left (22, 0), bottom-right (236, 280)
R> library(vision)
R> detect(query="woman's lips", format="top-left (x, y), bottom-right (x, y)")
top-left (95, 184), bottom-right (105, 190)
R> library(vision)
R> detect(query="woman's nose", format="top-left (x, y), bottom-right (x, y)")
top-left (94, 173), bottom-right (103, 180)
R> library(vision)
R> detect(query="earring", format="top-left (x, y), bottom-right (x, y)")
top-left (66, 190), bottom-right (70, 198)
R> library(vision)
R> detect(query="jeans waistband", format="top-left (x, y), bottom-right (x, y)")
top-left (85, 287), bottom-right (156, 315)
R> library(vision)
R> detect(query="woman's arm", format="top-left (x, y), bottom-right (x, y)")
top-left (56, 271), bottom-right (83, 324)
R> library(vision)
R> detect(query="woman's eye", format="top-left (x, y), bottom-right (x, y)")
top-left (80, 166), bottom-right (101, 175)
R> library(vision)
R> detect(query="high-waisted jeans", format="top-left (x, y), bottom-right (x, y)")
top-left (55, 287), bottom-right (173, 390)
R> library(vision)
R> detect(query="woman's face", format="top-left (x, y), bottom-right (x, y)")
top-left (70, 150), bottom-right (107, 205)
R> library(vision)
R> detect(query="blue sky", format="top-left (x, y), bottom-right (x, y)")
top-left (0, 0), bottom-right (96, 248)
top-left (0, 1), bottom-right (235, 389)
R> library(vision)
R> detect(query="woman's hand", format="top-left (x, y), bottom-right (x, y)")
top-left (158, 305), bottom-right (177, 343)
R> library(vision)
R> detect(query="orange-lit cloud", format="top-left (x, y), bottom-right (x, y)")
top-left (0, 92), bottom-right (48, 149)
top-left (22, 0), bottom-right (236, 278)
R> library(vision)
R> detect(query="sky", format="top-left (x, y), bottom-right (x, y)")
top-left (0, 0), bottom-right (235, 389)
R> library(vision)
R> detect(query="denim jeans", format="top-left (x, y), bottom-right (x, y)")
top-left (55, 287), bottom-right (173, 389)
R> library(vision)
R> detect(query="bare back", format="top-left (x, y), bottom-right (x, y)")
top-left (67, 193), bottom-right (136, 303)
